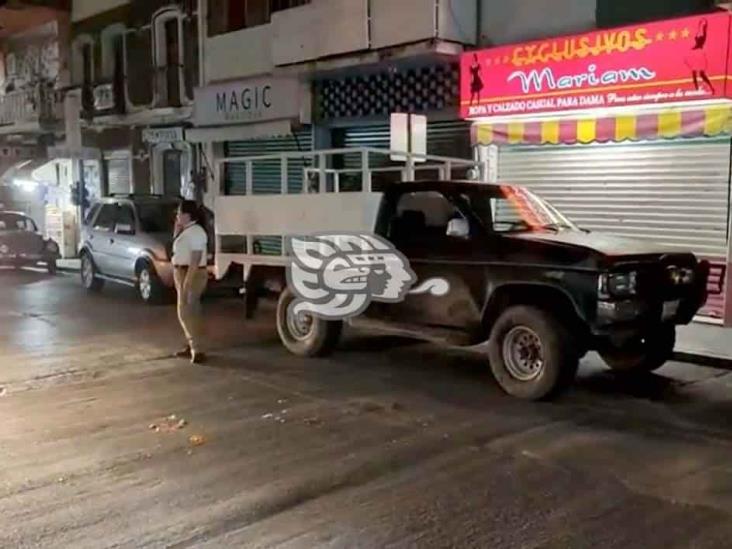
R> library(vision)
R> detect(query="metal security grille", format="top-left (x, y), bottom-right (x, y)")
top-left (497, 138), bottom-right (731, 318)
top-left (223, 128), bottom-right (312, 255)
top-left (223, 128), bottom-right (313, 196)
top-left (317, 64), bottom-right (459, 120)
top-left (341, 120), bottom-right (472, 171)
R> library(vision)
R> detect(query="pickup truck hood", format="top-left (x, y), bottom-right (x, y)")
top-left (511, 231), bottom-right (681, 258)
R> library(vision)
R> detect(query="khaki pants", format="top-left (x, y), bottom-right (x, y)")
top-left (174, 267), bottom-right (208, 353)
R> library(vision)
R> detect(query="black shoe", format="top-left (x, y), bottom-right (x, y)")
top-left (191, 352), bottom-right (207, 365)
top-left (174, 346), bottom-right (191, 359)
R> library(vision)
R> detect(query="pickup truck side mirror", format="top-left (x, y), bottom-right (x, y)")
top-left (446, 217), bottom-right (470, 239)
top-left (115, 223), bottom-right (135, 236)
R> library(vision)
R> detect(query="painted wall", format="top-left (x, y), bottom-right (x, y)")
top-left (72, 0), bottom-right (130, 23)
top-left (205, 25), bottom-right (274, 82)
top-left (479, 0), bottom-right (596, 46)
top-left (1, 21), bottom-right (64, 91)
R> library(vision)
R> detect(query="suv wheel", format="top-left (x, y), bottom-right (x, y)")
top-left (137, 262), bottom-right (166, 304)
top-left (80, 252), bottom-right (103, 292)
top-left (276, 288), bottom-right (342, 357)
top-left (600, 326), bottom-right (675, 374)
top-left (488, 305), bottom-right (578, 400)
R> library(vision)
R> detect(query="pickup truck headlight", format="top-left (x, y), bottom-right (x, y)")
top-left (667, 266), bottom-right (694, 285)
top-left (599, 271), bottom-right (638, 298)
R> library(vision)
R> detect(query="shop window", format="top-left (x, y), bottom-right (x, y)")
top-left (208, 0), bottom-right (311, 36)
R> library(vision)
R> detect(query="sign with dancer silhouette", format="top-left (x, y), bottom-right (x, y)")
top-left (461, 12), bottom-right (732, 119)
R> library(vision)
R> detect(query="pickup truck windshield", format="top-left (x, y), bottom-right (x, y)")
top-left (457, 185), bottom-right (577, 234)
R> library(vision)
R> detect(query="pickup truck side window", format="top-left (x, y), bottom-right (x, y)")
top-left (387, 191), bottom-right (466, 246)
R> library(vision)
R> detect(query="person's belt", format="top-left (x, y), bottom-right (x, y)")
top-left (174, 265), bottom-right (207, 270)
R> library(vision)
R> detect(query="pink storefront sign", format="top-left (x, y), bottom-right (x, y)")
top-left (461, 12), bottom-right (732, 119)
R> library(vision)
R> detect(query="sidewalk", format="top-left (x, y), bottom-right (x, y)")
top-left (676, 322), bottom-right (732, 369)
top-left (57, 258), bottom-right (80, 272)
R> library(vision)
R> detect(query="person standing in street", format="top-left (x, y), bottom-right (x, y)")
top-left (172, 200), bottom-right (209, 364)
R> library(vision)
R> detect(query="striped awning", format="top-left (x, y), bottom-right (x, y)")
top-left (473, 105), bottom-right (732, 146)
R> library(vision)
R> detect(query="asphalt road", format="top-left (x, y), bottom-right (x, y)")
top-left (2, 268), bottom-right (732, 548)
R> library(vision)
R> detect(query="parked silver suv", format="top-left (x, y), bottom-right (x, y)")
top-left (79, 195), bottom-right (214, 303)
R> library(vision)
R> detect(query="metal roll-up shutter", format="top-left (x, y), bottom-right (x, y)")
top-left (342, 120), bottom-right (472, 171)
top-left (223, 128), bottom-right (312, 256)
top-left (224, 127), bottom-right (313, 196)
top-left (105, 150), bottom-right (131, 195)
top-left (497, 138), bottom-right (731, 319)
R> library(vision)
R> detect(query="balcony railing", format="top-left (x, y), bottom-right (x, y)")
top-left (0, 84), bottom-right (64, 127)
top-left (81, 78), bottom-right (126, 117)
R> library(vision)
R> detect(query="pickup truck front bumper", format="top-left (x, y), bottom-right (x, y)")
top-left (591, 260), bottom-right (710, 337)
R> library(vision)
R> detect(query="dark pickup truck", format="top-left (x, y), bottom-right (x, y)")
top-left (261, 181), bottom-right (710, 401)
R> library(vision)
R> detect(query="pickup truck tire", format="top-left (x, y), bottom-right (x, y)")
top-left (80, 252), bottom-right (104, 292)
top-left (600, 326), bottom-right (675, 374)
top-left (277, 288), bottom-right (343, 357)
top-left (488, 306), bottom-right (578, 400)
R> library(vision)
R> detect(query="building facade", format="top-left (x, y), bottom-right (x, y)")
top-left (0, 1), bottom-right (70, 242)
top-left (194, 0), bottom-right (487, 222)
top-left (68, 0), bottom-right (199, 199)
top-left (463, 0), bottom-right (731, 324)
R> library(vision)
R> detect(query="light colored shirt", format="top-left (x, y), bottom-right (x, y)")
top-left (172, 223), bottom-right (208, 267)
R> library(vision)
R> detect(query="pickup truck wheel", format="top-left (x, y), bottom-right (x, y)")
top-left (488, 306), bottom-right (578, 400)
top-left (137, 262), bottom-right (166, 305)
top-left (80, 252), bottom-right (104, 292)
top-left (276, 288), bottom-right (342, 357)
top-left (600, 326), bottom-right (675, 374)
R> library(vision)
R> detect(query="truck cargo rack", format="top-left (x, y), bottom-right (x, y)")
top-left (213, 147), bottom-right (487, 276)
top-left (216, 147), bottom-right (487, 195)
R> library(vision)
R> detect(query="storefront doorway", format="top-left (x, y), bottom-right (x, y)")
top-left (162, 149), bottom-right (183, 197)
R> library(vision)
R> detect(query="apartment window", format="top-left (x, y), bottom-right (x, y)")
top-left (72, 35), bottom-right (95, 87)
top-left (208, 0), bottom-right (311, 36)
top-left (101, 24), bottom-right (127, 81)
top-left (596, 0), bottom-right (714, 27)
top-left (82, 44), bottom-right (93, 85)
top-left (152, 7), bottom-right (186, 106)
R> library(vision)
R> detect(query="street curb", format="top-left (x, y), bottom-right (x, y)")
top-left (673, 351), bottom-right (732, 371)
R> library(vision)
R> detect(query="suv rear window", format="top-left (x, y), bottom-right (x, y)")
top-left (93, 204), bottom-right (117, 231)
top-left (84, 203), bottom-right (101, 226)
top-left (136, 202), bottom-right (178, 234)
